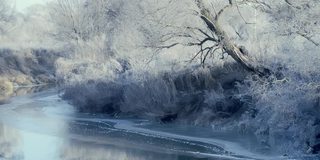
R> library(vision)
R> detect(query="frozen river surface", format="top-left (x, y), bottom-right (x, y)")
top-left (0, 89), bottom-right (316, 160)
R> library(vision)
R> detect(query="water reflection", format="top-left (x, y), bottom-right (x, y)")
top-left (0, 124), bottom-right (64, 160)
top-left (21, 130), bottom-right (63, 160)
top-left (0, 87), bottom-right (68, 160)
top-left (0, 123), bottom-right (23, 159)
top-left (0, 85), bottom-right (53, 105)
top-left (0, 124), bottom-right (191, 160)
top-left (60, 140), bottom-right (179, 160)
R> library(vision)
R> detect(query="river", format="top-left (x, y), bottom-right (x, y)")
top-left (0, 88), bottom-right (317, 160)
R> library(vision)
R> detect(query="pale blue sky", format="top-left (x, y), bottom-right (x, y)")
top-left (15, 0), bottom-right (51, 12)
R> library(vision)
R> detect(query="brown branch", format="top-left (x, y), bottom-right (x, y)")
top-left (235, 2), bottom-right (255, 24)
top-left (187, 37), bottom-right (216, 46)
top-left (197, 28), bottom-right (215, 39)
top-left (160, 32), bottom-right (193, 43)
top-left (215, 4), bottom-right (232, 21)
top-left (297, 32), bottom-right (319, 47)
top-left (200, 15), bottom-right (217, 32)
top-left (144, 43), bottom-right (180, 50)
top-left (201, 45), bottom-right (220, 66)
top-left (280, 31), bottom-right (320, 47)
top-left (284, 0), bottom-right (301, 9)
top-left (239, 0), bottom-right (271, 9)
top-left (190, 46), bottom-right (213, 62)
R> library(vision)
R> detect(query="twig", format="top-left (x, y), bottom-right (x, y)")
top-left (297, 32), bottom-right (319, 47)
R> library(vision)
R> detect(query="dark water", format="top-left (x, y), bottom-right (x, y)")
top-left (0, 88), bottom-right (317, 160)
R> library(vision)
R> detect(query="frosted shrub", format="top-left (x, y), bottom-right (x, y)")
top-left (55, 34), bottom-right (124, 84)
top-left (63, 80), bottom-right (124, 114)
top-left (0, 48), bottom-right (59, 85)
top-left (235, 67), bottom-right (320, 153)
top-left (55, 57), bottom-right (123, 84)
top-left (121, 75), bottom-right (177, 117)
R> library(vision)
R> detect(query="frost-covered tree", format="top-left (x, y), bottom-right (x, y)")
top-left (49, 0), bottom-right (92, 43)
top-left (50, 0), bottom-right (129, 82)
top-left (271, 0), bottom-right (320, 47)
top-left (193, 0), bottom-right (272, 75)
top-left (49, 0), bottom-right (124, 42)
top-left (0, 0), bottom-right (13, 34)
top-left (145, 0), bottom-right (271, 75)
top-left (49, 0), bottom-right (125, 58)
top-left (150, 0), bottom-right (319, 76)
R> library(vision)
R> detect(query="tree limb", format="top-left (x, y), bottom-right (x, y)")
top-left (297, 32), bottom-right (319, 47)
top-left (195, 0), bottom-right (271, 76)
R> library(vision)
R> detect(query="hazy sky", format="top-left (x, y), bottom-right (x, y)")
top-left (15, 0), bottom-right (51, 12)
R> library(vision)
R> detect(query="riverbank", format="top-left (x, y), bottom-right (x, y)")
top-left (0, 78), bottom-right (13, 103)
top-left (0, 48), bottom-right (61, 99)
top-left (0, 48), bottom-right (61, 103)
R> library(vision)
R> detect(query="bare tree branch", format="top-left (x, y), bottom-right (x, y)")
top-left (284, 0), bottom-right (301, 9)
top-left (194, 0), bottom-right (271, 76)
top-left (297, 32), bottom-right (319, 47)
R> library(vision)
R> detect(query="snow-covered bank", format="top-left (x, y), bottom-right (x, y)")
top-left (0, 48), bottom-right (61, 84)
top-left (62, 59), bottom-right (320, 155)
top-left (0, 78), bottom-right (13, 103)
top-left (0, 48), bottom-right (61, 104)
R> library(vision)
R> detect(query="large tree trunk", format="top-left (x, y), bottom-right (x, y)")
top-left (196, 0), bottom-right (271, 76)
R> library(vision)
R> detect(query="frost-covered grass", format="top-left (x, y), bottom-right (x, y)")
top-left (62, 62), bottom-right (249, 120)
